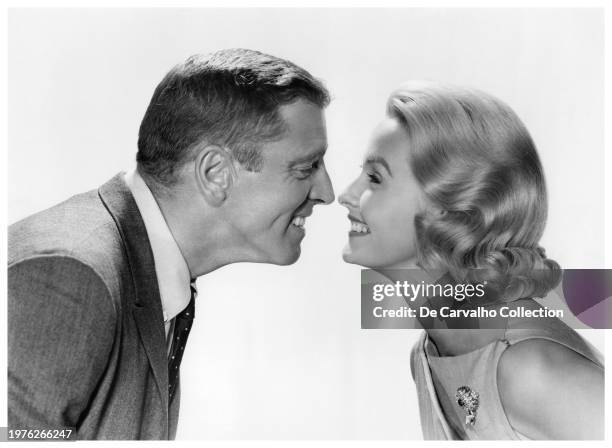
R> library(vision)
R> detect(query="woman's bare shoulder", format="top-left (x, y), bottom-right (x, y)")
top-left (497, 338), bottom-right (604, 440)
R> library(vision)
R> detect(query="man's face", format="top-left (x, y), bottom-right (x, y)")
top-left (225, 100), bottom-right (335, 265)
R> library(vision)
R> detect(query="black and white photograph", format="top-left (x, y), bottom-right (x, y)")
top-left (2, 4), bottom-right (610, 443)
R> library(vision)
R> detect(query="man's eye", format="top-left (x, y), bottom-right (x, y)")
top-left (297, 167), bottom-right (314, 176)
top-left (305, 160), bottom-right (321, 172)
top-left (295, 160), bottom-right (321, 177)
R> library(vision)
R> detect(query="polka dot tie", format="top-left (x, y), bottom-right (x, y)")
top-left (168, 281), bottom-right (196, 403)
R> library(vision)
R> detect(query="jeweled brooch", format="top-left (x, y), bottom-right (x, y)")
top-left (455, 385), bottom-right (480, 426)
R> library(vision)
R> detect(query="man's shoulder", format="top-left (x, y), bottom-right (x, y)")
top-left (9, 187), bottom-right (127, 280)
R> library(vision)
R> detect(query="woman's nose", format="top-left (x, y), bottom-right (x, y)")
top-left (338, 179), bottom-right (359, 209)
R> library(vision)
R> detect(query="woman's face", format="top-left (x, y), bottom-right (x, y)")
top-left (339, 117), bottom-right (425, 269)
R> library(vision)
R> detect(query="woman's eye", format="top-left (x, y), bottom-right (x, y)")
top-left (367, 172), bottom-right (381, 184)
top-left (359, 164), bottom-right (382, 185)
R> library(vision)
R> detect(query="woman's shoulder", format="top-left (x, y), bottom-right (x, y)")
top-left (498, 338), bottom-right (604, 439)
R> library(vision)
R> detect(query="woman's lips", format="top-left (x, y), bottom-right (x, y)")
top-left (348, 214), bottom-right (370, 235)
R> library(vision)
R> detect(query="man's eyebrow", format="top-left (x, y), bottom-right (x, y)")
top-left (288, 147), bottom-right (327, 166)
top-left (365, 156), bottom-right (392, 176)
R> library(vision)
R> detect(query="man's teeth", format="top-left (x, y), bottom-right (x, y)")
top-left (291, 216), bottom-right (306, 228)
top-left (350, 221), bottom-right (370, 233)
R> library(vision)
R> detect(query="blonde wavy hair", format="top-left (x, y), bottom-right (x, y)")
top-left (387, 81), bottom-right (561, 301)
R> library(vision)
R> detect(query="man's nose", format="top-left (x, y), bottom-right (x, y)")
top-left (311, 165), bottom-right (335, 205)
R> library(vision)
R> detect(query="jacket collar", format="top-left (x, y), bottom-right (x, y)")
top-left (124, 169), bottom-right (192, 324)
top-left (98, 172), bottom-right (170, 427)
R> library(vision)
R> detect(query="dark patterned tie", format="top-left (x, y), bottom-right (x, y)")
top-left (168, 281), bottom-right (196, 403)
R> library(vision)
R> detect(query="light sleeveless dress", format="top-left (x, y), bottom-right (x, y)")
top-left (410, 298), bottom-right (604, 440)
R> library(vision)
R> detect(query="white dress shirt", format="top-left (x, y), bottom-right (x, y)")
top-left (124, 169), bottom-right (193, 351)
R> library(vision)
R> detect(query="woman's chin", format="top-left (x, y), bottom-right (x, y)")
top-left (342, 247), bottom-right (372, 268)
top-left (342, 246), bottom-right (418, 271)
top-left (341, 250), bottom-right (356, 264)
top-left (342, 246), bottom-right (358, 264)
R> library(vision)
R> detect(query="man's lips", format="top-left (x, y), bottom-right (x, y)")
top-left (294, 211), bottom-right (313, 219)
top-left (290, 210), bottom-right (312, 230)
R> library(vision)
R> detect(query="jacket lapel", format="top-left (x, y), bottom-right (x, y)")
top-left (98, 173), bottom-right (169, 416)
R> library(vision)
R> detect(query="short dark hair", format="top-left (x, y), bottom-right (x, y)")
top-left (136, 48), bottom-right (330, 185)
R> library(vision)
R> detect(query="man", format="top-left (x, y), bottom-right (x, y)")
top-left (8, 48), bottom-right (334, 439)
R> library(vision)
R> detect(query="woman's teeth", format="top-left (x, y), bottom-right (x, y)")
top-left (350, 221), bottom-right (370, 234)
top-left (291, 216), bottom-right (306, 228)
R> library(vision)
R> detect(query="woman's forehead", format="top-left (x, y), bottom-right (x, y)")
top-left (366, 117), bottom-right (411, 162)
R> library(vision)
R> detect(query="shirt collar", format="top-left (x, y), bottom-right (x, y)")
top-left (124, 169), bottom-right (193, 322)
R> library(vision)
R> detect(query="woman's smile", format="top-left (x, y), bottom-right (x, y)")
top-left (348, 214), bottom-right (370, 236)
top-left (339, 117), bottom-right (423, 269)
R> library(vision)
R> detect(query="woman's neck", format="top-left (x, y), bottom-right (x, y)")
top-left (426, 327), bottom-right (508, 357)
top-left (374, 265), bottom-right (523, 356)
top-left (425, 298), bottom-right (535, 356)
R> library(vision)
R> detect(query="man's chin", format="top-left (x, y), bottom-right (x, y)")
top-left (270, 245), bottom-right (301, 266)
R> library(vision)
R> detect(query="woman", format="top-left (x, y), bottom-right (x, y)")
top-left (339, 81), bottom-right (604, 440)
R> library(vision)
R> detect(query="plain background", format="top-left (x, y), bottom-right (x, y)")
top-left (7, 8), bottom-right (605, 439)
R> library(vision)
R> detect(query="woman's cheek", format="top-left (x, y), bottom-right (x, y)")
top-left (359, 188), bottom-right (373, 206)
top-left (359, 189), bottom-right (375, 221)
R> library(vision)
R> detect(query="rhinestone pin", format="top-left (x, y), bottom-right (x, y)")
top-left (455, 385), bottom-right (480, 426)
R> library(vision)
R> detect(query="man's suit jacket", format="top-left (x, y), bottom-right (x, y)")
top-left (8, 173), bottom-right (182, 439)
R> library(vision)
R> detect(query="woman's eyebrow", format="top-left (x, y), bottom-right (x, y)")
top-left (365, 156), bottom-right (392, 176)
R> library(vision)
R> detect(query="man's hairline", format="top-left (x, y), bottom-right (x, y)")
top-left (138, 97), bottom-right (329, 189)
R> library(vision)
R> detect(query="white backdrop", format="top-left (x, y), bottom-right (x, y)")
top-left (7, 8), bottom-right (605, 439)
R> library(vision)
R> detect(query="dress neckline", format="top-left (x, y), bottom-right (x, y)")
top-left (423, 297), bottom-right (544, 359)
top-left (424, 332), bottom-right (509, 360)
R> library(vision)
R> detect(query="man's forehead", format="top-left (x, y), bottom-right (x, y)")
top-left (280, 100), bottom-right (326, 133)
top-left (287, 145), bottom-right (328, 165)
top-left (259, 134), bottom-right (327, 169)
top-left (273, 100), bottom-right (328, 163)
top-left (279, 99), bottom-right (325, 123)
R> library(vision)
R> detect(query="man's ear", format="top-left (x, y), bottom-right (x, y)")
top-left (194, 145), bottom-right (236, 206)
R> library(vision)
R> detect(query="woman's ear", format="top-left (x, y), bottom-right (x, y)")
top-left (193, 145), bottom-right (236, 206)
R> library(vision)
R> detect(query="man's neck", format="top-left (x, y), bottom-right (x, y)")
top-left (152, 184), bottom-right (265, 278)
